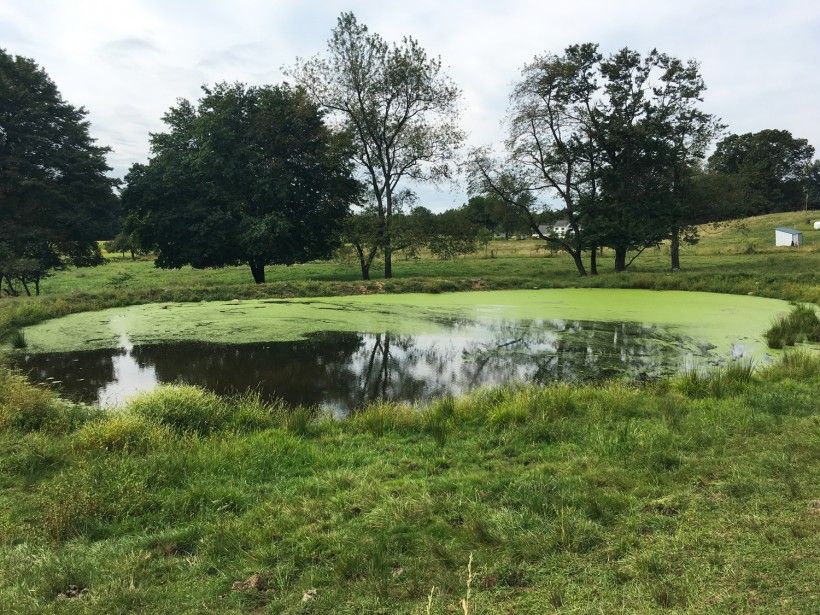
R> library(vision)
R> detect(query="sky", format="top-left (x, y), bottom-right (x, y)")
top-left (2, 0), bottom-right (819, 210)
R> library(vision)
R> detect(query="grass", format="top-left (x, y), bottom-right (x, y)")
top-left (764, 303), bottom-right (820, 349)
top-left (1, 211), bottom-right (818, 344)
top-left (0, 211), bottom-right (817, 612)
top-left (0, 352), bottom-right (817, 613)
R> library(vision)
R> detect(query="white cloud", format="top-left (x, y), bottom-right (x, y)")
top-left (2, 0), bottom-right (818, 210)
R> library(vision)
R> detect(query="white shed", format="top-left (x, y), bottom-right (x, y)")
top-left (775, 227), bottom-right (803, 247)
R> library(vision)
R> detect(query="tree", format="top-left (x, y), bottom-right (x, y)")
top-left (122, 83), bottom-right (358, 284)
top-left (462, 194), bottom-right (529, 238)
top-left (708, 129), bottom-right (815, 214)
top-left (425, 208), bottom-right (480, 260)
top-left (342, 207), bottom-right (381, 280)
top-left (0, 49), bottom-right (117, 296)
top-left (589, 49), bottom-right (689, 272)
top-left (802, 159), bottom-right (820, 211)
top-left (470, 44), bottom-right (604, 276)
top-left (291, 12), bottom-right (463, 279)
top-left (647, 54), bottom-right (722, 270)
top-left (103, 230), bottom-right (142, 260)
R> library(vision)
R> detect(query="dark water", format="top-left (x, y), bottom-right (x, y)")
top-left (15, 319), bottom-right (706, 413)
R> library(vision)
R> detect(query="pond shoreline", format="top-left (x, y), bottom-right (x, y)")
top-left (2, 266), bottom-right (817, 348)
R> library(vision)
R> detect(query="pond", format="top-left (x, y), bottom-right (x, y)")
top-left (15, 289), bottom-right (787, 412)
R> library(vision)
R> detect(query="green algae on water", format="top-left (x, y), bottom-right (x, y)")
top-left (22, 288), bottom-right (790, 356)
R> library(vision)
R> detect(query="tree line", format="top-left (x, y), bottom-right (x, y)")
top-left (2, 13), bottom-right (819, 289)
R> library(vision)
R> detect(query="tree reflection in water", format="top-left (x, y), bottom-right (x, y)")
top-left (15, 318), bottom-right (704, 413)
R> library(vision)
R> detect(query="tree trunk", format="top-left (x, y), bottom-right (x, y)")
top-left (589, 247), bottom-right (598, 275)
top-left (34, 276), bottom-right (41, 296)
top-left (249, 261), bottom-right (266, 284)
top-left (383, 233), bottom-right (392, 278)
top-left (384, 191), bottom-right (393, 279)
top-left (570, 250), bottom-right (587, 276)
top-left (360, 260), bottom-right (371, 280)
top-left (130, 248), bottom-right (135, 261)
top-left (614, 247), bottom-right (627, 272)
top-left (670, 228), bottom-right (681, 271)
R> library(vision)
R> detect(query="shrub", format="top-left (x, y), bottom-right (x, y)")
top-left (73, 413), bottom-right (173, 453)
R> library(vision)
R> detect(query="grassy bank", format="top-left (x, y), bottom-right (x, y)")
top-left (2, 211), bottom-right (819, 344)
top-left (0, 353), bottom-right (818, 613)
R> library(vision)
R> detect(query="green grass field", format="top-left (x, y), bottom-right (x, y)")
top-left (52, 210), bottom-right (820, 298)
top-left (0, 353), bottom-right (818, 613)
top-left (0, 211), bottom-right (818, 613)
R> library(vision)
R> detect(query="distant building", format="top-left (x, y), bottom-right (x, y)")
top-left (774, 227), bottom-right (803, 247)
top-left (533, 220), bottom-right (573, 238)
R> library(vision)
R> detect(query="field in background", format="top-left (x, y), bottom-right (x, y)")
top-left (49, 210), bottom-right (820, 298)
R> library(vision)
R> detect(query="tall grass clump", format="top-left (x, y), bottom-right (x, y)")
top-left (764, 304), bottom-right (820, 349)
top-left (760, 349), bottom-right (820, 381)
top-left (676, 359), bottom-right (755, 398)
top-left (73, 413), bottom-right (173, 454)
top-left (9, 330), bottom-right (26, 349)
top-left (422, 395), bottom-right (456, 445)
top-left (0, 368), bottom-right (96, 433)
top-left (126, 385), bottom-right (232, 435)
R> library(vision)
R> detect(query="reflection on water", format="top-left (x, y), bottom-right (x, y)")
top-left (15, 319), bottom-right (711, 412)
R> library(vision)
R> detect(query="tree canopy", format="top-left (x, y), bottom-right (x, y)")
top-left (708, 129), bottom-right (816, 215)
top-left (122, 82), bottom-right (358, 283)
top-left (291, 12), bottom-right (463, 279)
top-left (0, 49), bottom-right (118, 296)
top-left (470, 43), bottom-right (720, 274)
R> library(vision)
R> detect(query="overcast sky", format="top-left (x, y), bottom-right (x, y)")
top-left (2, 0), bottom-right (818, 210)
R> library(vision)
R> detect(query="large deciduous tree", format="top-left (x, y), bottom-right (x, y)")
top-left (472, 43), bottom-right (719, 274)
top-left (650, 54), bottom-right (722, 270)
top-left (470, 44), bottom-right (604, 276)
top-left (708, 129), bottom-right (815, 214)
top-left (591, 48), bottom-right (719, 271)
top-left (122, 83), bottom-right (358, 284)
top-left (290, 12), bottom-right (463, 279)
top-left (0, 49), bottom-right (117, 296)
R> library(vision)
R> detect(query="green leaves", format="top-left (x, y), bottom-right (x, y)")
top-left (0, 50), bottom-right (117, 295)
top-left (122, 83), bottom-right (358, 283)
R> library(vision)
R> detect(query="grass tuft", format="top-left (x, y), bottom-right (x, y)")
top-left (73, 413), bottom-right (173, 454)
top-left (764, 303), bottom-right (820, 348)
top-left (0, 369), bottom-right (96, 433)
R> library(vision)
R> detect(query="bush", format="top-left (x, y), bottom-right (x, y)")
top-left (73, 413), bottom-right (173, 453)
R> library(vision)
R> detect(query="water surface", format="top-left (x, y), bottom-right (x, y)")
top-left (19, 318), bottom-right (724, 412)
top-left (17, 289), bottom-right (787, 411)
